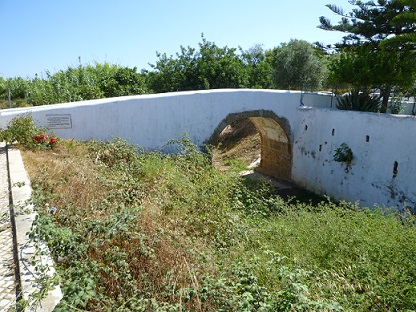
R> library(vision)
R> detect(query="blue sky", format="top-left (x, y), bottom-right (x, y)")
top-left (0, 0), bottom-right (354, 78)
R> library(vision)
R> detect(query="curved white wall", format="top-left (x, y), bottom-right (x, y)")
top-left (0, 89), bottom-right (302, 151)
top-left (1, 89), bottom-right (415, 211)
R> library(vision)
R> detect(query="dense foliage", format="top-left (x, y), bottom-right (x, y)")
top-left (145, 37), bottom-right (250, 92)
top-left (320, 0), bottom-right (416, 112)
top-left (5, 114), bottom-right (413, 311)
top-left (1, 36), bottom-right (328, 109)
top-left (0, 61), bottom-right (148, 107)
top-left (382, 0), bottom-right (416, 47)
top-left (272, 39), bottom-right (327, 91)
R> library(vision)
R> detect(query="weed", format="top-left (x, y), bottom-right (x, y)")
top-left (333, 143), bottom-right (354, 164)
top-left (20, 136), bottom-right (416, 311)
top-left (223, 158), bottom-right (249, 171)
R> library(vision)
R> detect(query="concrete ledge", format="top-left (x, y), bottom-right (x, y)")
top-left (8, 146), bottom-right (62, 311)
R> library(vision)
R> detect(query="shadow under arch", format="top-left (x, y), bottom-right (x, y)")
top-left (207, 110), bottom-right (292, 180)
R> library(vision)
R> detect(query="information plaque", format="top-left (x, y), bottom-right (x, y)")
top-left (46, 114), bottom-right (72, 129)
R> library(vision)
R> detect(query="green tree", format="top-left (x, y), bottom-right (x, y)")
top-left (319, 0), bottom-right (414, 46)
top-left (383, 0), bottom-right (416, 47)
top-left (240, 44), bottom-right (274, 89)
top-left (320, 0), bottom-right (416, 112)
top-left (99, 66), bottom-right (147, 97)
top-left (145, 48), bottom-right (196, 93)
top-left (197, 37), bottom-right (248, 89)
top-left (329, 43), bottom-right (414, 88)
top-left (146, 35), bottom-right (249, 93)
top-left (272, 40), bottom-right (326, 91)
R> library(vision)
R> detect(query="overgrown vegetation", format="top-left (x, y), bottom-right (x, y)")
top-left (0, 60), bottom-right (147, 107)
top-left (2, 34), bottom-right (416, 112)
top-left (4, 116), bottom-right (412, 311)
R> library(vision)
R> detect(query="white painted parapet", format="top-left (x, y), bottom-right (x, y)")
top-left (0, 89), bottom-right (302, 151)
top-left (292, 107), bottom-right (416, 211)
top-left (1, 89), bottom-right (416, 211)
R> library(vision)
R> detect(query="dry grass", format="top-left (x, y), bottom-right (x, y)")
top-left (0, 98), bottom-right (30, 109)
top-left (21, 140), bottom-right (219, 310)
top-left (22, 141), bottom-right (108, 218)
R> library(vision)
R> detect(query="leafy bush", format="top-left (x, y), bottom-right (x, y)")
top-left (0, 114), bottom-right (57, 148)
top-left (336, 89), bottom-right (381, 112)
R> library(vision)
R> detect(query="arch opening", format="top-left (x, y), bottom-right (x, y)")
top-left (208, 110), bottom-right (292, 181)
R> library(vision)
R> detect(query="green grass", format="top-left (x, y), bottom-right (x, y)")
top-left (18, 134), bottom-right (416, 311)
top-left (239, 204), bottom-right (416, 310)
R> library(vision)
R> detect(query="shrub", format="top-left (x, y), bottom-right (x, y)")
top-left (0, 114), bottom-right (57, 148)
top-left (388, 94), bottom-right (405, 114)
top-left (336, 89), bottom-right (381, 112)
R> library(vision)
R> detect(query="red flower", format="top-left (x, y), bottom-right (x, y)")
top-left (35, 134), bottom-right (46, 142)
top-left (35, 134), bottom-right (53, 144)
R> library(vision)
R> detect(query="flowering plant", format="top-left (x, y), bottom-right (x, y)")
top-left (34, 133), bottom-right (58, 148)
top-left (0, 115), bottom-right (59, 149)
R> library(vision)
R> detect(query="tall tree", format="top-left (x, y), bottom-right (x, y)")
top-left (320, 0), bottom-right (416, 112)
top-left (383, 0), bottom-right (416, 47)
top-left (272, 40), bottom-right (326, 91)
top-left (146, 36), bottom-right (248, 93)
top-left (328, 43), bottom-right (414, 93)
top-left (197, 37), bottom-right (248, 89)
top-left (240, 44), bottom-right (274, 89)
top-left (319, 0), bottom-right (414, 46)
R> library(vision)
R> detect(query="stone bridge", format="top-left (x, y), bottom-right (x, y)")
top-left (1, 89), bottom-right (415, 211)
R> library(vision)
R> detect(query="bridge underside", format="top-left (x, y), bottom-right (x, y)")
top-left (249, 117), bottom-right (292, 180)
top-left (209, 110), bottom-right (292, 181)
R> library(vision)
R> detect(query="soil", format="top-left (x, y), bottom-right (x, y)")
top-left (212, 118), bottom-right (325, 204)
top-left (212, 118), bottom-right (261, 170)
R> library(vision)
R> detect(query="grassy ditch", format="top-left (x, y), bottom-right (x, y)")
top-left (15, 136), bottom-right (416, 311)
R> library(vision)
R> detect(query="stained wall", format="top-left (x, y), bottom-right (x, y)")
top-left (1, 89), bottom-right (415, 210)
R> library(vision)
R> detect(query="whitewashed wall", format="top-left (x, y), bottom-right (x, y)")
top-left (0, 89), bottom-right (302, 151)
top-left (292, 108), bottom-right (416, 211)
top-left (1, 89), bottom-right (415, 211)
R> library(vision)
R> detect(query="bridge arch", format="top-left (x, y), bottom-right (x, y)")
top-left (208, 110), bottom-right (292, 180)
